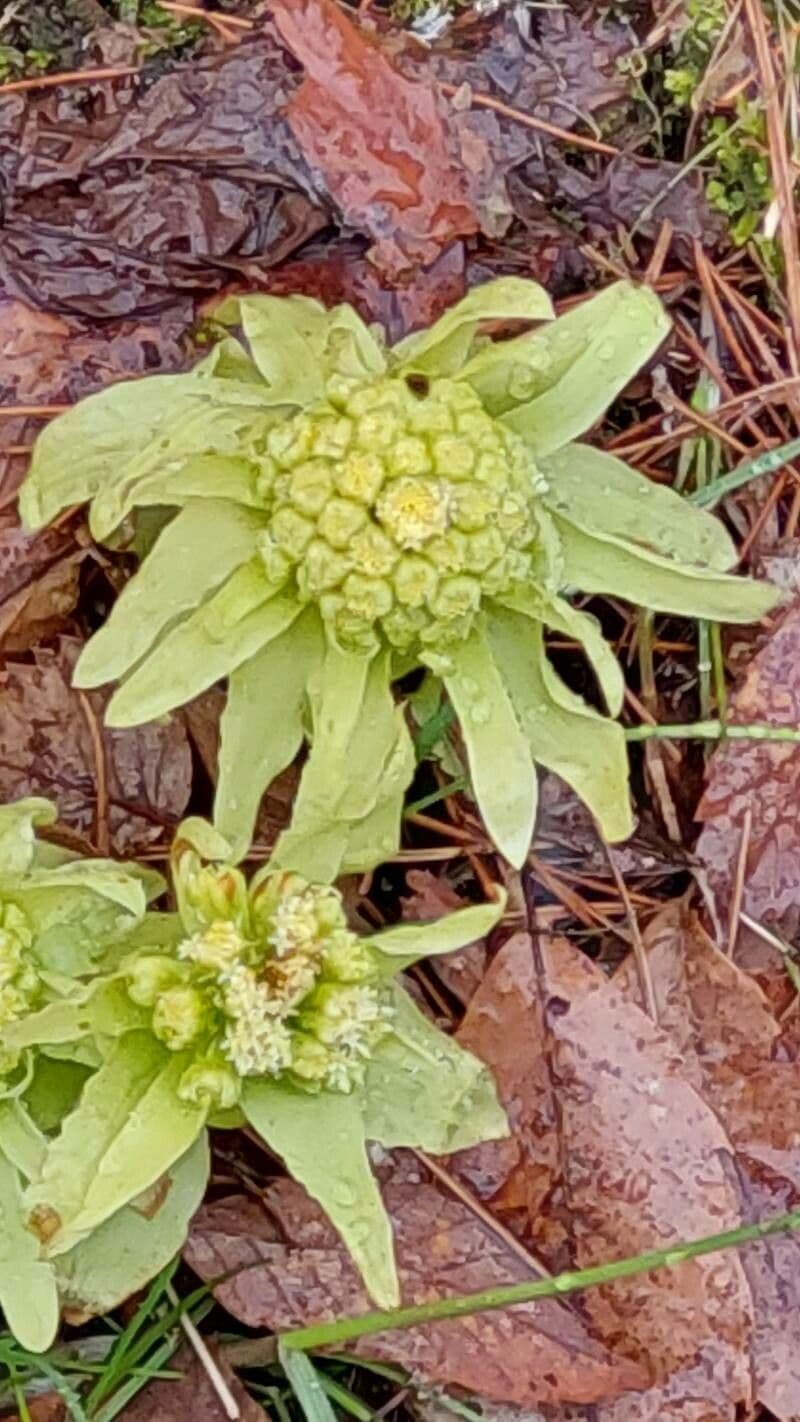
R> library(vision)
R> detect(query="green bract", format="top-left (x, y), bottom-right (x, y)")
top-left (0, 798), bottom-right (169, 1353)
top-left (21, 280), bottom-right (778, 870)
top-left (0, 804), bottom-right (507, 1343)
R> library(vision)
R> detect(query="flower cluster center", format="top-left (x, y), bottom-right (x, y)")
top-left (124, 872), bottom-right (390, 1104)
top-left (256, 373), bottom-right (548, 655)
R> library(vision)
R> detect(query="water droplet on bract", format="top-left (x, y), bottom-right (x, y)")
top-left (469, 700), bottom-right (491, 726)
top-left (347, 1220), bottom-right (373, 1245)
top-left (332, 1181), bottom-right (358, 1208)
top-left (460, 676), bottom-right (480, 698)
top-left (596, 342), bottom-right (615, 361)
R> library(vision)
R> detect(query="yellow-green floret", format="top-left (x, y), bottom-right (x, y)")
top-left (122, 870), bottom-right (391, 1106)
top-left (257, 374), bottom-right (550, 655)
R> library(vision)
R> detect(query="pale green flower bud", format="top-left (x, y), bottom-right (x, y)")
top-left (334, 452), bottom-right (386, 504)
top-left (342, 573), bottom-right (393, 622)
top-left (313, 893), bottom-right (348, 935)
top-left (466, 527), bottom-right (505, 572)
top-left (426, 530), bottom-right (468, 574)
top-left (317, 497), bottom-right (367, 550)
top-left (248, 372), bottom-right (546, 660)
top-left (186, 865), bottom-right (249, 928)
top-left (297, 539), bottom-right (351, 597)
top-left (350, 524), bottom-right (397, 578)
top-left (289, 459), bottom-right (334, 517)
top-left (376, 478), bottom-right (449, 551)
top-left (381, 604), bottom-right (426, 650)
top-left (304, 983), bottom-right (385, 1051)
top-left (267, 416), bottom-right (315, 468)
top-left (126, 953), bottom-right (185, 1007)
top-left (152, 985), bottom-right (207, 1050)
top-left (290, 1031), bottom-right (331, 1086)
top-left (393, 554), bottom-right (438, 608)
top-left (254, 454), bottom-right (278, 498)
top-left (257, 532), bottom-right (293, 585)
top-left (474, 451), bottom-right (509, 487)
top-left (406, 396), bottom-right (454, 437)
top-left (268, 508), bottom-right (315, 559)
top-left (431, 574), bottom-right (482, 622)
top-left (179, 920), bottom-right (246, 974)
top-left (394, 436), bottom-right (432, 478)
top-left (0, 903), bottom-right (39, 1027)
top-left (0, 1045), bottom-right (20, 1079)
top-left (325, 373), bottom-right (362, 410)
top-left (178, 1057), bottom-right (241, 1111)
top-left (0, 981), bottom-right (30, 1026)
top-left (322, 934), bottom-right (375, 984)
top-left (356, 407), bottom-right (400, 452)
top-left (331, 611), bottom-right (380, 657)
top-left (450, 484), bottom-right (498, 532)
top-left (311, 415), bottom-right (352, 460)
top-left (433, 435), bottom-right (475, 481)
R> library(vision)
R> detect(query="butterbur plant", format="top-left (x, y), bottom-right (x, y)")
top-left (0, 806), bottom-right (506, 1346)
top-left (22, 280), bottom-right (777, 872)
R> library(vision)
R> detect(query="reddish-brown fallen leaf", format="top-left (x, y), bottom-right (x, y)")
top-left (0, 636), bottom-right (191, 854)
top-left (444, 934), bottom-right (753, 1419)
top-left (186, 1159), bottom-right (646, 1409)
top-left (1, 1399), bottom-right (65, 1422)
top-left (271, 0), bottom-right (480, 277)
top-left (120, 1345), bottom-right (267, 1421)
top-left (615, 902), bottom-right (800, 1418)
top-left (451, 934), bottom-right (561, 1250)
top-left (401, 869), bottom-right (488, 1007)
top-left (696, 600), bottom-right (800, 931)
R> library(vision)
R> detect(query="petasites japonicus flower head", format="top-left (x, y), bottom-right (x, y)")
top-left (3, 816), bottom-right (507, 1317)
top-left (21, 280), bottom-right (778, 874)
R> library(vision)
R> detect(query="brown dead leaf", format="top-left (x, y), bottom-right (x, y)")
top-left (186, 1160), bottom-right (646, 1409)
top-left (615, 902), bottom-right (800, 1417)
top-left (119, 1344), bottom-right (267, 1421)
top-left (272, 0), bottom-right (480, 277)
top-left (443, 933), bottom-right (753, 1419)
top-left (0, 636), bottom-right (191, 854)
top-left (401, 869), bottom-right (488, 1007)
top-left (0, 30), bottom-right (323, 323)
top-left (696, 599), bottom-right (800, 931)
top-left (451, 934), bottom-right (560, 1248)
top-left (1, 1399), bottom-right (65, 1422)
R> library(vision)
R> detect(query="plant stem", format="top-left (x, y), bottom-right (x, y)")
top-left (688, 434), bottom-right (800, 508)
top-left (625, 720), bottom-right (800, 742)
top-left (255, 1208), bottom-right (800, 1355)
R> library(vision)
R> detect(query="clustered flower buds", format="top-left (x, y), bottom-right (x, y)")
top-left (123, 864), bottom-right (392, 1107)
top-left (0, 901), bottom-right (38, 1030)
top-left (259, 375), bottom-right (551, 656)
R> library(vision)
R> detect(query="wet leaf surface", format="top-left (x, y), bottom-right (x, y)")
top-left (272, 0), bottom-right (481, 276)
top-left (466, 935), bottom-right (750, 1392)
top-left (186, 1163), bottom-right (646, 1408)
top-left (0, 28), bottom-right (323, 321)
top-left (0, 636), bottom-right (191, 855)
top-left (615, 902), bottom-right (800, 1417)
top-left (696, 600), bottom-right (800, 931)
top-left (401, 869), bottom-right (489, 1006)
top-left (120, 1344), bottom-right (267, 1421)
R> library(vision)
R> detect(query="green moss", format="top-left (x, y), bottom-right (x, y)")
top-left (706, 98), bottom-right (773, 245)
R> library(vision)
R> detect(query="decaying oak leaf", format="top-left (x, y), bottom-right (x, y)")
top-left (446, 933), bottom-right (753, 1419)
top-left (0, 636), bottom-right (191, 854)
top-left (185, 1160), bottom-right (646, 1409)
top-left (696, 600), bottom-right (800, 932)
top-left (119, 1345), bottom-right (267, 1422)
top-left (401, 869), bottom-right (489, 1008)
top-left (616, 902), bottom-right (800, 1418)
top-left (271, 0), bottom-right (480, 276)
